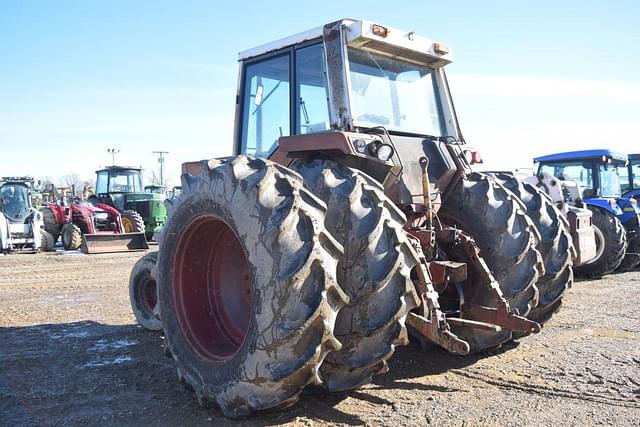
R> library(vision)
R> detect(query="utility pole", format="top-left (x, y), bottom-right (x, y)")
top-left (107, 148), bottom-right (120, 165)
top-left (153, 151), bottom-right (169, 187)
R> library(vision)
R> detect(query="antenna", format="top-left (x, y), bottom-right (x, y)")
top-left (153, 151), bottom-right (169, 187)
top-left (107, 148), bottom-right (121, 165)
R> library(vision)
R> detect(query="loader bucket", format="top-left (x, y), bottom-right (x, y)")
top-left (81, 232), bottom-right (149, 254)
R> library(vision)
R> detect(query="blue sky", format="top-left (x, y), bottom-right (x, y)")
top-left (1, 1), bottom-right (639, 185)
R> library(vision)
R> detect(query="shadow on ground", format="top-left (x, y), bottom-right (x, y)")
top-left (0, 321), bottom-right (515, 426)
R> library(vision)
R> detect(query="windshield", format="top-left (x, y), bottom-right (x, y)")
top-left (0, 184), bottom-right (30, 222)
top-left (347, 48), bottom-right (444, 136)
top-left (100, 170), bottom-right (143, 193)
top-left (539, 161), bottom-right (621, 198)
top-left (599, 164), bottom-right (621, 197)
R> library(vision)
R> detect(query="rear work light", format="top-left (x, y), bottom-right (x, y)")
top-left (463, 149), bottom-right (483, 165)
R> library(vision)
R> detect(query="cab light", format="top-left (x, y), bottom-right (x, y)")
top-left (371, 24), bottom-right (389, 38)
top-left (434, 42), bottom-right (450, 55)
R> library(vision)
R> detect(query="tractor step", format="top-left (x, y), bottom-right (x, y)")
top-left (81, 232), bottom-right (148, 254)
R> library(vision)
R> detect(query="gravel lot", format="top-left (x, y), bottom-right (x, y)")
top-left (1, 249), bottom-right (639, 426)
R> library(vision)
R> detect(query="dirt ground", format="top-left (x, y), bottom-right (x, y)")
top-left (1, 249), bottom-right (639, 426)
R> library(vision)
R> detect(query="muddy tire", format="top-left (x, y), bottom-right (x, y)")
top-left (121, 210), bottom-right (145, 233)
top-left (41, 207), bottom-right (61, 242)
top-left (440, 173), bottom-right (544, 317)
top-left (490, 173), bottom-right (573, 326)
top-left (61, 223), bottom-right (82, 250)
top-left (618, 226), bottom-right (640, 271)
top-left (155, 156), bottom-right (348, 418)
top-left (129, 252), bottom-right (161, 331)
top-left (291, 159), bottom-right (420, 391)
top-left (575, 207), bottom-right (627, 278)
top-left (40, 229), bottom-right (55, 252)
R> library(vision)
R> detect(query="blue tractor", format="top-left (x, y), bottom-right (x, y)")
top-left (534, 150), bottom-right (640, 277)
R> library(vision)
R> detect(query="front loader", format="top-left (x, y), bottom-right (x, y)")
top-left (138, 19), bottom-right (574, 417)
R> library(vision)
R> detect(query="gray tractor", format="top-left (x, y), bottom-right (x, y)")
top-left (132, 19), bottom-right (576, 417)
top-left (0, 177), bottom-right (54, 253)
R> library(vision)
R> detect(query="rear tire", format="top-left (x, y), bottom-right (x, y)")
top-left (121, 210), bottom-right (145, 233)
top-left (575, 207), bottom-right (627, 278)
top-left (291, 159), bottom-right (420, 391)
top-left (41, 207), bottom-right (61, 242)
top-left (156, 156), bottom-right (348, 417)
top-left (490, 173), bottom-right (573, 326)
top-left (440, 173), bottom-right (544, 318)
top-left (61, 223), bottom-right (82, 250)
top-left (40, 229), bottom-right (55, 252)
top-left (129, 252), bottom-right (162, 331)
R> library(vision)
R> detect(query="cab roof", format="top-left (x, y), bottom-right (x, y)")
top-left (629, 153), bottom-right (640, 161)
top-left (96, 165), bottom-right (142, 173)
top-left (237, 18), bottom-right (453, 66)
top-left (534, 149), bottom-right (628, 163)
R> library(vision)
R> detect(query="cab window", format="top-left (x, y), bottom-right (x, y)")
top-left (241, 54), bottom-right (291, 157)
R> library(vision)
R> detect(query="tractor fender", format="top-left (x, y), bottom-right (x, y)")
top-left (615, 198), bottom-right (640, 228)
top-left (44, 203), bottom-right (67, 225)
top-left (622, 189), bottom-right (640, 200)
top-left (584, 198), bottom-right (622, 216)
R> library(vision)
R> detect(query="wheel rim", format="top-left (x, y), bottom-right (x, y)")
top-left (122, 217), bottom-right (134, 233)
top-left (172, 215), bottom-right (252, 364)
top-left (138, 276), bottom-right (158, 314)
top-left (584, 225), bottom-right (605, 265)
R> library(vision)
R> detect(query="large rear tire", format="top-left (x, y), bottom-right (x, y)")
top-left (575, 207), bottom-right (627, 278)
top-left (490, 173), bottom-right (573, 326)
top-left (440, 173), bottom-right (544, 318)
top-left (155, 156), bottom-right (348, 418)
top-left (61, 223), bottom-right (82, 250)
top-left (129, 252), bottom-right (162, 331)
top-left (291, 159), bottom-right (420, 391)
top-left (41, 207), bottom-right (61, 242)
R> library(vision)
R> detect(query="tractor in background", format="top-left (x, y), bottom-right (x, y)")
top-left (533, 150), bottom-right (640, 275)
top-left (88, 166), bottom-right (166, 241)
top-left (0, 177), bottom-right (54, 253)
top-left (42, 199), bottom-right (148, 254)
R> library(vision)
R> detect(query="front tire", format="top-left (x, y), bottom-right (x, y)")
top-left (156, 156), bottom-right (348, 418)
top-left (61, 223), bottom-right (82, 250)
top-left (575, 207), bottom-right (627, 278)
top-left (41, 207), bottom-right (61, 242)
top-left (129, 252), bottom-right (162, 331)
top-left (121, 210), bottom-right (145, 233)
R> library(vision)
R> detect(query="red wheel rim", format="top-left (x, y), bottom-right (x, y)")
top-left (138, 276), bottom-right (158, 313)
top-left (172, 215), bottom-right (252, 363)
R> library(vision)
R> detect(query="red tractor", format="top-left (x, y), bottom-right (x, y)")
top-left (42, 200), bottom-right (148, 253)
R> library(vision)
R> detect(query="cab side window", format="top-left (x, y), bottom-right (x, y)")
top-left (241, 54), bottom-right (291, 157)
top-left (295, 44), bottom-right (330, 134)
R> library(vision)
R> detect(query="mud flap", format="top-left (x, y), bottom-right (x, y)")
top-left (81, 232), bottom-right (148, 254)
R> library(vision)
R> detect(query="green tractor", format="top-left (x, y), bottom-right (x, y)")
top-left (88, 166), bottom-right (166, 241)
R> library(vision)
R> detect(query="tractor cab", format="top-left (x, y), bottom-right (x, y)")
top-left (534, 150), bottom-right (640, 224)
top-left (0, 179), bottom-right (32, 223)
top-left (144, 184), bottom-right (166, 196)
top-left (92, 165), bottom-right (166, 240)
top-left (228, 19), bottom-right (470, 209)
top-left (621, 153), bottom-right (640, 199)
